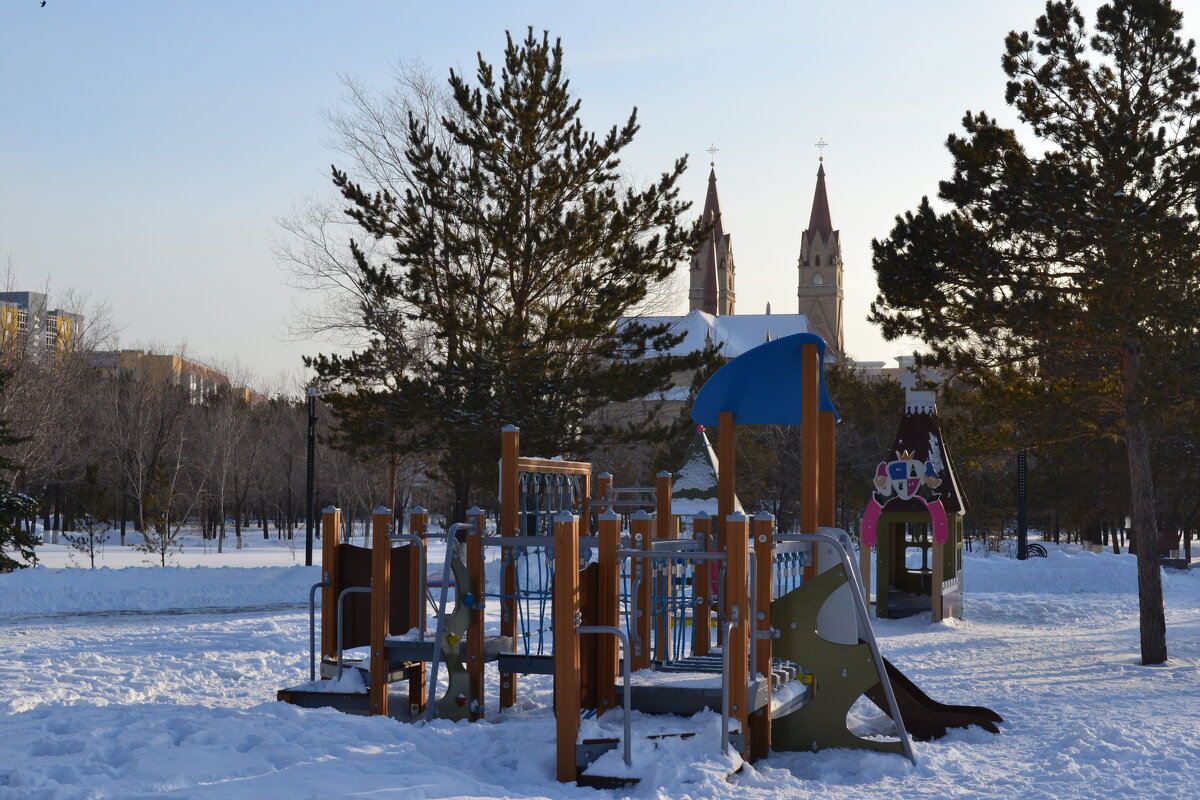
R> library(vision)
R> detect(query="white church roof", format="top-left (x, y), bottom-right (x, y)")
top-left (621, 310), bottom-right (811, 358)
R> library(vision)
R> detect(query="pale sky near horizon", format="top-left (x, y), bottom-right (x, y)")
top-left (2, 0), bottom-right (1146, 390)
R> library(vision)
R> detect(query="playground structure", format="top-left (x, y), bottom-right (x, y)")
top-left (279, 332), bottom-right (1000, 785)
top-left (860, 384), bottom-right (967, 622)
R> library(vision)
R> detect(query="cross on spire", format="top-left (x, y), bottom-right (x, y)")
top-left (816, 138), bottom-right (828, 162)
top-left (707, 143), bottom-right (719, 166)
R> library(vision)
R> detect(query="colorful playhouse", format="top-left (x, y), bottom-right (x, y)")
top-left (860, 384), bottom-right (967, 622)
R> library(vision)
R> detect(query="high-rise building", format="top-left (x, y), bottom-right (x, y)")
top-left (0, 291), bottom-right (83, 356)
top-left (796, 160), bottom-right (844, 359)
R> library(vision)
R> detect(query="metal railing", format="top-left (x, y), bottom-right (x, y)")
top-left (577, 625), bottom-right (633, 768)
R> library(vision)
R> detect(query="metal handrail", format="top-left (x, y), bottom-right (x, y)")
top-left (425, 522), bottom-right (477, 722)
top-left (308, 580), bottom-right (329, 681)
top-left (629, 576), bottom-right (642, 659)
top-left (774, 532), bottom-right (917, 765)
top-left (335, 586), bottom-right (372, 682)
top-left (577, 625), bottom-right (633, 768)
top-left (720, 619), bottom-right (735, 757)
top-left (616, 549), bottom-right (727, 562)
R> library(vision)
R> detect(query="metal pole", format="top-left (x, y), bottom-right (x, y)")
top-left (577, 625), bottom-right (633, 768)
top-left (1017, 449), bottom-right (1028, 561)
top-left (308, 580), bottom-right (328, 681)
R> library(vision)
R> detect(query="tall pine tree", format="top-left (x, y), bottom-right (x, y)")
top-left (870, 0), bottom-right (1200, 664)
top-left (309, 30), bottom-right (713, 521)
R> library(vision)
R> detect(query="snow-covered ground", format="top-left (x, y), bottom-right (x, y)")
top-left (1, 541), bottom-right (1197, 799)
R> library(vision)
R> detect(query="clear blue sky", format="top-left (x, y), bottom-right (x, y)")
top-left (1, 0), bottom-right (1129, 386)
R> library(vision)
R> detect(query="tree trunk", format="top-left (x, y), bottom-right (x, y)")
top-left (1122, 369), bottom-right (1168, 664)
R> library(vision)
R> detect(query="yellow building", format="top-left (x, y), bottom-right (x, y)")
top-left (90, 350), bottom-right (233, 404)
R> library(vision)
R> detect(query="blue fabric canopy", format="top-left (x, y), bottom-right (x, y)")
top-left (691, 332), bottom-right (840, 427)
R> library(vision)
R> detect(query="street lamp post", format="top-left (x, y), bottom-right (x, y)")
top-left (1016, 449), bottom-right (1028, 561)
top-left (305, 387), bottom-right (336, 567)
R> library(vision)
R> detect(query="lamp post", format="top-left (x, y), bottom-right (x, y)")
top-left (305, 387), bottom-right (336, 567)
top-left (1016, 449), bottom-right (1028, 560)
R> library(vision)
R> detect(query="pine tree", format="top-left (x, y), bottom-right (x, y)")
top-left (63, 463), bottom-right (111, 569)
top-left (0, 368), bottom-right (39, 573)
top-left (311, 30), bottom-right (714, 521)
top-left (870, 0), bottom-right (1200, 664)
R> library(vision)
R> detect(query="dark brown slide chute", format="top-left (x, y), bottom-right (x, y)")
top-left (866, 658), bottom-right (1003, 741)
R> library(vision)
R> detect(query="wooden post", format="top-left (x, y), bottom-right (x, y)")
top-left (466, 507), bottom-right (486, 721)
top-left (499, 425), bottom-right (519, 709)
top-left (655, 471), bottom-right (674, 539)
top-left (718, 411), bottom-right (736, 642)
top-left (692, 512), bottom-right (711, 657)
top-left (553, 512), bottom-right (581, 783)
top-left (630, 510), bottom-right (653, 670)
top-left (750, 512), bottom-right (775, 761)
top-left (369, 506), bottom-right (392, 717)
top-left (596, 510), bottom-right (620, 716)
top-left (408, 506), bottom-right (429, 715)
top-left (596, 472), bottom-right (613, 515)
top-left (800, 343), bottom-right (820, 582)
top-left (726, 511), bottom-right (750, 755)
top-left (654, 471), bottom-right (674, 663)
top-left (320, 506), bottom-right (341, 664)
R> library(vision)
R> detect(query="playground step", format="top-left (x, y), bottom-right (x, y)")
top-left (575, 731), bottom-right (744, 789)
top-left (382, 633), bottom-right (514, 664)
top-left (615, 656), bottom-right (807, 717)
top-left (496, 652), bottom-right (555, 675)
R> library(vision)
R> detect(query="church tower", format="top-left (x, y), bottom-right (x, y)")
top-left (689, 163), bottom-right (735, 315)
top-left (797, 158), bottom-right (844, 358)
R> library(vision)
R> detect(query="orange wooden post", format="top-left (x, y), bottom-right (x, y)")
top-left (692, 512), bottom-right (711, 657)
top-left (800, 343), bottom-right (820, 582)
top-left (750, 512), bottom-right (775, 761)
top-left (717, 411), bottom-right (737, 642)
top-left (596, 472), bottom-right (613, 514)
top-left (466, 507), bottom-right (486, 721)
top-left (654, 471), bottom-right (674, 663)
top-left (655, 471), bottom-right (674, 539)
top-left (408, 506), bottom-right (429, 715)
top-left (596, 510), bottom-right (621, 715)
top-left (369, 506), bottom-right (392, 717)
top-left (320, 506), bottom-right (342, 664)
top-left (553, 512), bottom-right (581, 783)
top-left (725, 511), bottom-right (750, 755)
top-left (499, 425), bottom-right (520, 709)
top-left (630, 510), bottom-right (653, 670)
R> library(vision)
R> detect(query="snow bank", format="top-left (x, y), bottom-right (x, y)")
top-left (0, 565), bottom-right (320, 615)
top-left (964, 546), bottom-right (1189, 596)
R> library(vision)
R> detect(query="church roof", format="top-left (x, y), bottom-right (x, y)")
top-left (621, 309), bottom-right (810, 358)
top-left (806, 162), bottom-right (834, 241)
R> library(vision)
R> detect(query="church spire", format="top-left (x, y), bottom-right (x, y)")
top-left (796, 149), bottom-right (843, 359)
top-left (689, 153), bottom-right (736, 316)
top-left (807, 162), bottom-right (834, 241)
